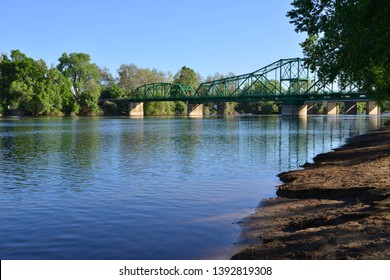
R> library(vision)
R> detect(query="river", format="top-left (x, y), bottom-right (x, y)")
top-left (0, 115), bottom-right (385, 259)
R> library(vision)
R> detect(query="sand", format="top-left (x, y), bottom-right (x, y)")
top-left (231, 125), bottom-right (390, 260)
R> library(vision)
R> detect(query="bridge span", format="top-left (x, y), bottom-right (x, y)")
top-left (100, 58), bottom-right (380, 117)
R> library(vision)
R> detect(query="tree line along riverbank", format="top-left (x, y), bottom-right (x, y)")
top-left (0, 50), bottom-right (287, 117)
top-left (232, 122), bottom-right (390, 259)
top-left (2, 50), bottom-right (390, 118)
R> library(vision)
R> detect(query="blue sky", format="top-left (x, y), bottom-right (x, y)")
top-left (1, 0), bottom-right (306, 78)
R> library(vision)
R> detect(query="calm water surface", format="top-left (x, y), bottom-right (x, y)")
top-left (0, 115), bottom-right (385, 259)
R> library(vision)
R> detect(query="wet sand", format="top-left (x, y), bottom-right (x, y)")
top-left (231, 125), bottom-right (390, 259)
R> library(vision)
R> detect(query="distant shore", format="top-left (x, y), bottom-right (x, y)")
top-left (232, 123), bottom-right (390, 259)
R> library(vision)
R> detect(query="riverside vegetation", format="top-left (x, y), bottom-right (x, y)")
top-left (0, 50), bottom-right (282, 117)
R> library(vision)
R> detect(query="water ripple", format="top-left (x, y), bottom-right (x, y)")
top-left (0, 115), bottom-right (386, 259)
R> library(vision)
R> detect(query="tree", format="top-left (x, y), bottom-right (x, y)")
top-left (0, 51), bottom-right (38, 113)
top-left (173, 66), bottom-right (201, 90)
top-left (0, 50), bottom-right (72, 115)
top-left (98, 66), bottom-right (125, 100)
top-left (98, 66), bottom-right (115, 87)
top-left (117, 64), bottom-right (175, 115)
top-left (45, 67), bottom-right (76, 115)
top-left (287, 0), bottom-right (390, 103)
top-left (57, 52), bottom-right (101, 115)
top-left (100, 84), bottom-right (125, 99)
top-left (118, 64), bottom-right (168, 93)
top-left (172, 66), bottom-right (202, 115)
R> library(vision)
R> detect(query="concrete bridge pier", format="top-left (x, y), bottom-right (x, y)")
top-left (281, 104), bottom-right (307, 116)
top-left (187, 103), bottom-right (203, 117)
top-left (326, 102), bottom-right (339, 115)
top-left (344, 101), bottom-right (358, 115)
top-left (128, 102), bottom-right (144, 117)
top-left (366, 101), bottom-right (380, 115)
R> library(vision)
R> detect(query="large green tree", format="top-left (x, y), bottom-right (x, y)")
top-left (117, 63), bottom-right (176, 116)
top-left (57, 52), bottom-right (101, 115)
top-left (288, 0), bottom-right (390, 103)
top-left (0, 50), bottom-right (73, 115)
top-left (118, 64), bottom-right (169, 93)
top-left (173, 66), bottom-right (201, 90)
top-left (45, 67), bottom-right (76, 115)
top-left (98, 66), bottom-right (125, 104)
top-left (172, 66), bottom-right (202, 115)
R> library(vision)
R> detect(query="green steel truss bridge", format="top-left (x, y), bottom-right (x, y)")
top-left (102, 58), bottom-right (369, 106)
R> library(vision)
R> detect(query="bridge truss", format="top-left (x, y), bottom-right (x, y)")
top-left (132, 83), bottom-right (196, 101)
top-left (193, 58), bottom-right (366, 104)
top-left (103, 58), bottom-right (368, 105)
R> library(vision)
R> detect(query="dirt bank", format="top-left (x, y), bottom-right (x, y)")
top-left (231, 126), bottom-right (390, 260)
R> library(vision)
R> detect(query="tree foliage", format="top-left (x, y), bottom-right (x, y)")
top-left (118, 64), bottom-right (169, 93)
top-left (172, 66), bottom-right (202, 116)
top-left (57, 52), bottom-right (101, 115)
top-left (0, 50), bottom-right (74, 115)
top-left (0, 49), bottom-right (191, 116)
top-left (288, 0), bottom-right (390, 102)
top-left (173, 66), bottom-right (201, 90)
top-left (117, 64), bottom-right (175, 116)
top-left (0, 48), bottom-right (286, 116)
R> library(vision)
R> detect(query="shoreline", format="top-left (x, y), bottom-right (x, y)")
top-left (231, 124), bottom-right (390, 259)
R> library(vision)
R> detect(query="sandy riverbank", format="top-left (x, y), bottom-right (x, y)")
top-left (231, 124), bottom-right (390, 259)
